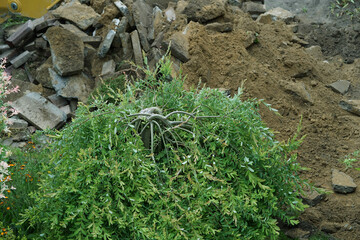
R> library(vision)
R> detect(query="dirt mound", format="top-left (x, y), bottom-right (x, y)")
top-left (181, 9), bottom-right (360, 240)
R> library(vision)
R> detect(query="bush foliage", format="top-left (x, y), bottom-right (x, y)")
top-left (20, 58), bottom-right (307, 239)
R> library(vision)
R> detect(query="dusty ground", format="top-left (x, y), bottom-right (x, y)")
top-left (180, 7), bottom-right (360, 240)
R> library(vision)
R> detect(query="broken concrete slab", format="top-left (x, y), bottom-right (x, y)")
top-left (81, 36), bottom-right (102, 48)
top-left (182, 0), bottom-right (226, 23)
top-left (152, 6), bottom-right (163, 38)
top-left (114, 0), bottom-right (135, 27)
top-left (98, 19), bottom-right (121, 58)
top-left (130, 30), bottom-right (144, 67)
top-left (328, 80), bottom-right (350, 95)
top-left (48, 94), bottom-right (69, 108)
top-left (262, 7), bottom-right (295, 24)
top-left (49, 68), bottom-right (94, 103)
top-left (132, 0), bottom-right (152, 51)
top-left (119, 32), bottom-right (132, 59)
top-left (10, 92), bottom-right (67, 130)
top-left (332, 169), bottom-right (357, 194)
top-left (339, 99), bottom-right (360, 116)
top-left (10, 51), bottom-right (33, 68)
top-left (242, 2), bottom-right (266, 15)
top-left (6, 20), bottom-right (35, 47)
top-left (163, 31), bottom-right (190, 63)
top-left (52, 1), bottom-right (100, 30)
top-left (46, 26), bottom-right (84, 76)
top-left (101, 60), bottom-right (116, 76)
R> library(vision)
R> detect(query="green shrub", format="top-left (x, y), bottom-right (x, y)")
top-left (20, 58), bottom-right (307, 239)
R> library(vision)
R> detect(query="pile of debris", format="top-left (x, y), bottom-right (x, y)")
top-left (1, 0), bottom-right (275, 141)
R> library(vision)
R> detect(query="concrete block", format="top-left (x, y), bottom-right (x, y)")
top-left (130, 30), bottom-right (143, 67)
top-left (10, 51), bottom-right (32, 68)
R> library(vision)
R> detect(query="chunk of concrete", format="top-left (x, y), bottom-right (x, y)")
top-left (6, 20), bottom-right (35, 47)
top-left (52, 1), bottom-right (100, 30)
top-left (282, 81), bottom-right (313, 104)
top-left (332, 169), bottom-right (357, 194)
top-left (242, 2), bottom-right (266, 14)
top-left (60, 24), bottom-right (88, 37)
top-left (205, 22), bottom-right (233, 33)
top-left (120, 32), bottom-right (132, 59)
top-left (328, 80), bottom-right (351, 95)
top-left (49, 68), bottom-right (94, 103)
top-left (114, 0), bottom-right (135, 27)
top-left (0, 44), bottom-right (10, 53)
top-left (46, 26), bottom-right (84, 76)
top-left (130, 30), bottom-right (143, 67)
top-left (132, 0), bottom-right (152, 51)
top-left (101, 60), bottom-right (116, 76)
top-left (81, 36), bottom-right (102, 48)
top-left (301, 189), bottom-right (325, 207)
top-left (97, 19), bottom-right (120, 58)
top-left (10, 92), bottom-right (67, 130)
top-left (262, 7), bottom-right (295, 24)
top-left (48, 94), bottom-right (69, 108)
top-left (6, 117), bottom-right (28, 130)
top-left (163, 31), bottom-right (190, 63)
top-left (10, 51), bottom-right (32, 68)
top-left (182, 0), bottom-right (226, 23)
top-left (339, 99), bottom-right (360, 116)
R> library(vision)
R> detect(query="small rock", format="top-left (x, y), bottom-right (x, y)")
top-left (49, 68), bottom-right (94, 103)
top-left (7, 117), bottom-right (28, 130)
top-left (285, 228), bottom-right (311, 239)
top-left (52, 1), bottom-right (100, 30)
top-left (119, 32), bottom-right (132, 59)
top-left (35, 37), bottom-right (48, 50)
top-left (282, 81), bottom-right (313, 104)
top-left (97, 19), bottom-right (120, 58)
top-left (60, 105), bottom-right (72, 118)
top-left (262, 7), bottom-right (295, 24)
top-left (339, 100), bottom-right (360, 116)
top-left (6, 20), bottom-right (35, 47)
top-left (328, 80), bottom-right (350, 95)
top-left (24, 42), bottom-right (36, 51)
top-left (132, 0), bottom-right (152, 51)
top-left (10, 92), bottom-right (67, 130)
top-left (10, 51), bottom-right (32, 68)
top-left (11, 131), bottom-right (31, 142)
top-left (257, 14), bottom-right (273, 24)
top-left (101, 60), bottom-right (116, 76)
top-left (46, 26), bottom-right (84, 76)
top-left (165, 7), bottom-right (176, 22)
top-left (48, 94), bottom-right (69, 108)
top-left (163, 31), bottom-right (190, 63)
top-left (291, 35), bottom-right (309, 46)
top-left (242, 2), bottom-right (266, 15)
top-left (331, 169), bottom-right (357, 194)
top-left (10, 142), bottom-right (27, 148)
top-left (301, 189), bottom-right (325, 207)
top-left (0, 44), bottom-right (10, 53)
top-left (182, 0), bottom-right (226, 23)
top-left (130, 30), bottom-right (144, 67)
top-left (205, 22), bottom-right (233, 33)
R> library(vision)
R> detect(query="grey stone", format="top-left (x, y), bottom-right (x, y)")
top-left (46, 26), bottom-right (84, 76)
top-left (117, 17), bottom-right (129, 34)
top-left (228, 0), bottom-right (242, 7)
top-left (98, 19), bottom-right (121, 58)
top-left (120, 32), bottom-right (132, 59)
top-left (282, 81), bottom-right (313, 104)
top-left (10, 142), bottom-right (27, 148)
top-left (7, 117), bottom-right (28, 130)
top-left (301, 189), bottom-right (325, 207)
top-left (101, 60), bottom-right (116, 76)
top-left (48, 94), bottom-right (69, 108)
top-left (60, 24), bottom-right (88, 37)
top-left (60, 105), bottom-right (72, 118)
top-left (332, 169), bottom-right (357, 194)
top-left (32, 17), bottom-right (47, 32)
top-left (242, 2), bottom-right (266, 14)
top-left (151, 31), bottom-right (164, 48)
top-left (114, 1), bottom-right (135, 27)
top-left (10, 92), bottom-right (67, 130)
top-left (24, 63), bottom-right (35, 83)
top-left (52, 1), bottom-right (100, 30)
top-left (132, 0), bottom-right (152, 52)
top-left (6, 20), bottom-right (35, 47)
top-left (263, 7), bottom-right (295, 24)
top-left (328, 80), bottom-right (351, 95)
top-left (10, 51), bottom-right (32, 68)
top-left (130, 30), bottom-right (144, 67)
top-left (36, 57), bottom-right (53, 88)
top-left (163, 31), bottom-right (190, 63)
top-left (0, 44), bottom-right (10, 53)
top-left (339, 100), bottom-right (360, 116)
top-left (0, 49), bottom-right (18, 61)
top-left (49, 68), bottom-right (94, 103)
top-left (11, 131), bottom-right (31, 142)
top-left (165, 7), bottom-right (176, 22)
top-left (152, 6), bottom-right (163, 38)
top-left (0, 138), bottom-right (13, 146)
top-left (205, 22), bottom-right (233, 33)
top-left (35, 37), bottom-right (48, 50)
top-left (257, 14), bottom-right (273, 24)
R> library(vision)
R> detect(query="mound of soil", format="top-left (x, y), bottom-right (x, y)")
top-left (180, 8), bottom-right (360, 240)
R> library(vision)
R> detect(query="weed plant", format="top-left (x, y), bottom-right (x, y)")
top-left (331, 0), bottom-right (360, 19)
